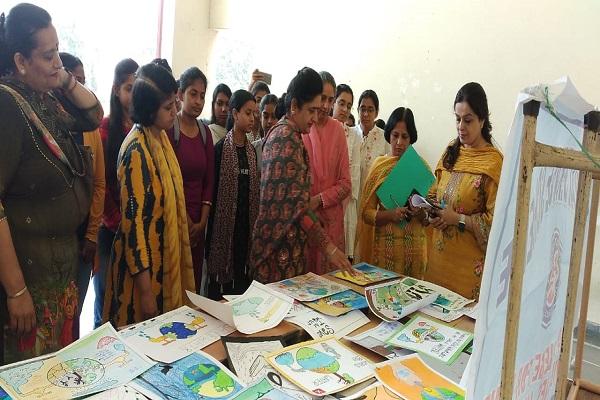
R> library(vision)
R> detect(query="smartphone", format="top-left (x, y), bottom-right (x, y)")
top-left (261, 72), bottom-right (272, 85)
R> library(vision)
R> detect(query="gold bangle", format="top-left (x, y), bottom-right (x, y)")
top-left (329, 247), bottom-right (338, 257)
top-left (0, 216), bottom-right (7, 224)
top-left (8, 286), bottom-right (27, 299)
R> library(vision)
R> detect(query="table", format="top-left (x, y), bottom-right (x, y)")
top-left (199, 272), bottom-right (475, 364)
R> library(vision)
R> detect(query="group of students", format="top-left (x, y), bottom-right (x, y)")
top-left (0, 3), bottom-right (503, 365)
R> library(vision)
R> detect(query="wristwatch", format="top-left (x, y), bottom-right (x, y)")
top-left (458, 214), bottom-right (466, 232)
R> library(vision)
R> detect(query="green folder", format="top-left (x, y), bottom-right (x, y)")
top-left (376, 145), bottom-right (435, 210)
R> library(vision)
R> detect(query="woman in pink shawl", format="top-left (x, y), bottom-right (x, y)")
top-left (302, 71), bottom-right (351, 274)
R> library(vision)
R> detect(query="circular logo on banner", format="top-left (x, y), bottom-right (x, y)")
top-left (542, 229), bottom-right (562, 329)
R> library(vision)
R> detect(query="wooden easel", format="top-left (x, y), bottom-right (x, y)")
top-left (498, 101), bottom-right (600, 400)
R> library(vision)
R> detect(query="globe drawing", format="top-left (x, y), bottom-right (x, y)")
top-left (182, 363), bottom-right (236, 399)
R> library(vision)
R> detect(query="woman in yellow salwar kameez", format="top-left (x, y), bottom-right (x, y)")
top-left (356, 107), bottom-right (428, 278)
top-left (424, 82), bottom-right (503, 300)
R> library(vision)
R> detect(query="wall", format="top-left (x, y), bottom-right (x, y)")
top-left (170, 0), bottom-right (600, 166)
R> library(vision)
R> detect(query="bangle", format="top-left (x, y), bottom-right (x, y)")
top-left (8, 286), bottom-right (27, 299)
top-left (202, 201), bottom-right (212, 207)
top-left (329, 247), bottom-right (338, 257)
top-left (0, 216), bottom-right (7, 224)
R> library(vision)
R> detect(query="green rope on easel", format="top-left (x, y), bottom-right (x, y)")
top-left (542, 86), bottom-right (600, 169)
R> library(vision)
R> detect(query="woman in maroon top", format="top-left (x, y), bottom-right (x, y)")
top-left (168, 67), bottom-right (214, 293)
top-left (94, 58), bottom-right (138, 327)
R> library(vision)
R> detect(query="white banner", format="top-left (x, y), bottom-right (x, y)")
top-left (467, 77), bottom-right (594, 399)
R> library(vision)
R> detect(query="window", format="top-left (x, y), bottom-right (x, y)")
top-left (4, 0), bottom-right (161, 109)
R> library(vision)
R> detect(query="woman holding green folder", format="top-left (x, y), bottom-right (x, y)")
top-left (355, 107), bottom-right (428, 278)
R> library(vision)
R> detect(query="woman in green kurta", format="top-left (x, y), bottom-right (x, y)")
top-left (0, 4), bottom-right (103, 364)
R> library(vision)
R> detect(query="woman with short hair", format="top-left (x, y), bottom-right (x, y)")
top-left (103, 63), bottom-right (195, 326)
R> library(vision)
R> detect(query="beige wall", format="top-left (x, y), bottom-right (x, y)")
top-left (169, 0), bottom-right (600, 321)
top-left (170, 0), bottom-right (600, 166)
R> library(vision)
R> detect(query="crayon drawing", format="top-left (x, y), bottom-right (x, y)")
top-left (386, 315), bottom-right (472, 365)
top-left (222, 337), bottom-right (285, 385)
top-left (332, 263), bottom-right (399, 286)
top-left (266, 337), bottom-right (373, 396)
top-left (0, 324), bottom-right (154, 400)
top-left (232, 378), bottom-right (295, 400)
top-left (121, 306), bottom-right (235, 363)
top-left (268, 273), bottom-right (347, 302)
top-left (375, 354), bottom-right (464, 400)
top-left (365, 280), bottom-right (437, 322)
top-left (131, 351), bottom-right (244, 400)
top-left (304, 290), bottom-right (367, 317)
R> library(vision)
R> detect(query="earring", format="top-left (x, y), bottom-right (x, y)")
top-left (19, 69), bottom-right (25, 75)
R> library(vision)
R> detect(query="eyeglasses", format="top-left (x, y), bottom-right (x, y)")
top-left (359, 106), bottom-right (376, 114)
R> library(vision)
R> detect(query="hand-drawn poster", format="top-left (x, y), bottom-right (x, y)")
top-left (85, 385), bottom-right (146, 399)
top-left (121, 305), bottom-right (235, 363)
top-left (187, 281), bottom-right (293, 334)
top-left (131, 351), bottom-right (244, 400)
top-left (340, 383), bottom-right (402, 400)
top-left (268, 273), bottom-right (348, 302)
top-left (385, 315), bottom-right (472, 365)
top-left (0, 323), bottom-right (154, 400)
top-left (419, 305), bottom-right (464, 323)
top-left (365, 280), bottom-right (437, 322)
top-left (328, 377), bottom-right (378, 400)
top-left (232, 378), bottom-right (295, 400)
top-left (285, 305), bottom-right (369, 339)
top-left (399, 277), bottom-right (473, 311)
top-left (331, 263), bottom-right (399, 286)
top-left (266, 337), bottom-right (374, 396)
top-left (304, 290), bottom-right (367, 317)
top-left (346, 322), bottom-right (413, 360)
top-left (221, 336), bottom-right (285, 385)
top-left (220, 336), bottom-right (320, 400)
top-left (375, 354), bottom-right (465, 400)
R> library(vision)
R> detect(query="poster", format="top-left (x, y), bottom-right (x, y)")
top-left (466, 78), bottom-right (593, 399)
top-left (285, 304), bottom-right (369, 339)
top-left (399, 277), bottom-right (473, 311)
top-left (131, 351), bottom-right (244, 400)
top-left (365, 280), bottom-right (437, 322)
top-left (268, 273), bottom-right (348, 302)
top-left (187, 281), bottom-right (293, 334)
top-left (121, 305), bottom-right (235, 363)
top-left (331, 263), bottom-right (399, 286)
top-left (232, 378), bottom-right (295, 400)
top-left (419, 305), bottom-right (465, 323)
top-left (221, 336), bottom-right (285, 385)
top-left (0, 324), bottom-right (154, 400)
top-left (386, 315), bottom-right (472, 365)
top-left (346, 321), bottom-right (412, 360)
top-left (336, 384), bottom-right (402, 400)
top-left (375, 354), bottom-right (464, 400)
top-left (85, 385), bottom-right (146, 399)
top-left (266, 337), bottom-right (374, 396)
top-left (303, 290), bottom-right (368, 317)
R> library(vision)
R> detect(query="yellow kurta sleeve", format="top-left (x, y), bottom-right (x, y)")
top-left (470, 175), bottom-right (498, 251)
top-left (362, 190), bottom-right (380, 226)
top-left (83, 129), bottom-right (105, 243)
top-left (119, 143), bottom-right (153, 276)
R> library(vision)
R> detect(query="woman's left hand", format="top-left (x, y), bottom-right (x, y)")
top-left (430, 205), bottom-right (459, 230)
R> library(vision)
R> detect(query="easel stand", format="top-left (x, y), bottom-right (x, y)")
top-left (499, 102), bottom-right (600, 399)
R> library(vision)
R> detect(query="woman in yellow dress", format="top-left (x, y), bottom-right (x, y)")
top-left (103, 63), bottom-right (195, 327)
top-left (356, 107), bottom-right (428, 278)
top-left (424, 82), bottom-right (503, 299)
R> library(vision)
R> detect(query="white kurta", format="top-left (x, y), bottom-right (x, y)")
top-left (209, 123), bottom-right (227, 144)
top-left (344, 125), bottom-right (362, 258)
top-left (357, 124), bottom-right (390, 196)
